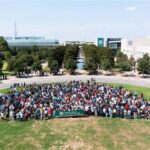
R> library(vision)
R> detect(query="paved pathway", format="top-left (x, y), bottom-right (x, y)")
top-left (0, 74), bottom-right (150, 89)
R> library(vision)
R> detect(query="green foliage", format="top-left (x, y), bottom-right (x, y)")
top-left (0, 58), bottom-right (3, 74)
top-left (116, 51), bottom-right (131, 72)
top-left (48, 46), bottom-right (65, 68)
top-left (12, 58), bottom-right (26, 73)
top-left (137, 53), bottom-right (150, 75)
top-left (101, 59), bottom-right (112, 71)
top-left (49, 60), bottom-right (59, 75)
top-left (20, 54), bottom-right (34, 66)
top-left (97, 47), bottom-right (114, 68)
top-left (85, 57), bottom-right (98, 74)
top-left (83, 45), bottom-right (98, 63)
top-left (63, 45), bottom-right (79, 65)
top-left (4, 51), bottom-right (11, 61)
top-left (116, 51), bottom-right (128, 64)
top-left (32, 62), bottom-right (42, 73)
top-left (63, 45), bottom-right (79, 74)
top-left (83, 45), bottom-right (98, 74)
top-left (118, 61), bottom-right (132, 72)
top-left (129, 56), bottom-right (136, 68)
top-left (65, 58), bottom-right (77, 74)
top-left (83, 45), bottom-right (114, 72)
top-left (0, 58), bottom-right (3, 70)
top-left (0, 37), bottom-right (9, 51)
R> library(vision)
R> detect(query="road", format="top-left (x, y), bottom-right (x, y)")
top-left (0, 74), bottom-right (150, 89)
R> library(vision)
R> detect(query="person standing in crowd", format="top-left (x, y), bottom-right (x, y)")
top-left (0, 80), bottom-right (149, 121)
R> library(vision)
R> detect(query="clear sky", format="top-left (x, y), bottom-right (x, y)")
top-left (0, 0), bottom-right (150, 42)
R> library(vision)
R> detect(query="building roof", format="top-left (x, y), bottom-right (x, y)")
top-left (4, 36), bottom-right (59, 47)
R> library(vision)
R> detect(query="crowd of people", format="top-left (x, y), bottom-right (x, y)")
top-left (0, 80), bottom-right (150, 121)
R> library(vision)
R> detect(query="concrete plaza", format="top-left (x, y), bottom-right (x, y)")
top-left (0, 74), bottom-right (150, 89)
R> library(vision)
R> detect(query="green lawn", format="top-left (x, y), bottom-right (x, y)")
top-left (0, 84), bottom-right (149, 150)
top-left (0, 117), bottom-right (149, 150)
top-left (0, 88), bottom-right (12, 94)
top-left (2, 71), bottom-right (14, 76)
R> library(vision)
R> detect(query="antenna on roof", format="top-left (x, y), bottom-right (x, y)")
top-left (14, 20), bottom-right (17, 38)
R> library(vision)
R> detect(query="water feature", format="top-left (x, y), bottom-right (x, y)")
top-left (76, 46), bottom-right (85, 70)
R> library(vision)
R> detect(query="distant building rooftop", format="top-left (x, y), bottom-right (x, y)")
top-left (4, 36), bottom-right (59, 48)
top-left (66, 41), bottom-right (94, 45)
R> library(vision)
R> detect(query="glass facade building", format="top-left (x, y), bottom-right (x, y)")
top-left (5, 36), bottom-right (59, 48)
top-left (97, 38), bottom-right (104, 47)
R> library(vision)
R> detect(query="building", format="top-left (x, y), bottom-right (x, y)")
top-left (106, 38), bottom-right (122, 49)
top-left (97, 38), bottom-right (104, 47)
top-left (105, 38), bottom-right (122, 56)
top-left (121, 38), bottom-right (150, 60)
top-left (65, 41), bottom-right (94, 46)
top-left (4, 36), bottom-right (59, 48)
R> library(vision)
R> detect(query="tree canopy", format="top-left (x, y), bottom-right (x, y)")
top-left (65, 58), bottom-right (77, 74)
top-left (137, 53), bottom-right (150, 75)
top-left (116, 51), bottom-right (132, 72)
top-left (0, 37), bottom-right (9, 51)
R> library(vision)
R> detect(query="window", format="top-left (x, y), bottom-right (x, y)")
top-left (128, 41), bottom-right (133, 46)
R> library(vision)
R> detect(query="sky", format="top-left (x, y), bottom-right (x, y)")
top-left (0, 0), bottom-right (150, 42)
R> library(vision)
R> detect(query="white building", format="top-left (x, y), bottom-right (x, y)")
top-left (121, 38), bottom-right (150, 60)
top-left (65, 41), bottom-right (94, 45)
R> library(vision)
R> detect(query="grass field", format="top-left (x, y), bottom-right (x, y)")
top-left (0, 117), bottom-right (149, 150)
top-left (0, 84), bottom-right (149, 150)
top-left (0, 88), bottom-right (12, 94)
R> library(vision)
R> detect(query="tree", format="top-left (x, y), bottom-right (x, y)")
top-left (63, 45), bottom-right (79, 65)
top-left (4, 51), bottom-right (11, 61)
top-left (129, 56), bottom-right (136, 72)
top-left (32, 62), bottom-right (42, 74)
top-left (12, 59), bottom-right (26, 77)
top-left (116, 51), bottom-right (131, 72)
top-left (0, 58), bottom-right (3, 75)
top-left (0, 37), bottom-right (9, 51)
top-left (137, 53), bottom-right (150, 75)
top-left (83, 45), bottom-right (99, 74)
top-left (101, 59), bottom-right (112, 71)
top-left (118, 61), bottom-right (132, 72)
top-left (65, 58), bottom-right (77, 74)
top-left (83, 45), bottom-right (98, 63)
top-left (49, 60), bottom-right (59, 75)
top-left (85, 57), bottom-right (98, 74)
top-left (97, 47), bottom-right (114, 69)
top-left (7, 58), bottom-right (15, 71)
top-left (48, 46), bottom-right (66, 69)
top-left (17, 54), bottom-right (34, 67)
top-left (31, 45), bottom-right (39, 53)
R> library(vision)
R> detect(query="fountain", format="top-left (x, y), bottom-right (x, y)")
top-left (76, 46), bottom-right (85, 70)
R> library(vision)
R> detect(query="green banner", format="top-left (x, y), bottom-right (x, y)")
top-left (53, 109), bottom-right (86, 118)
